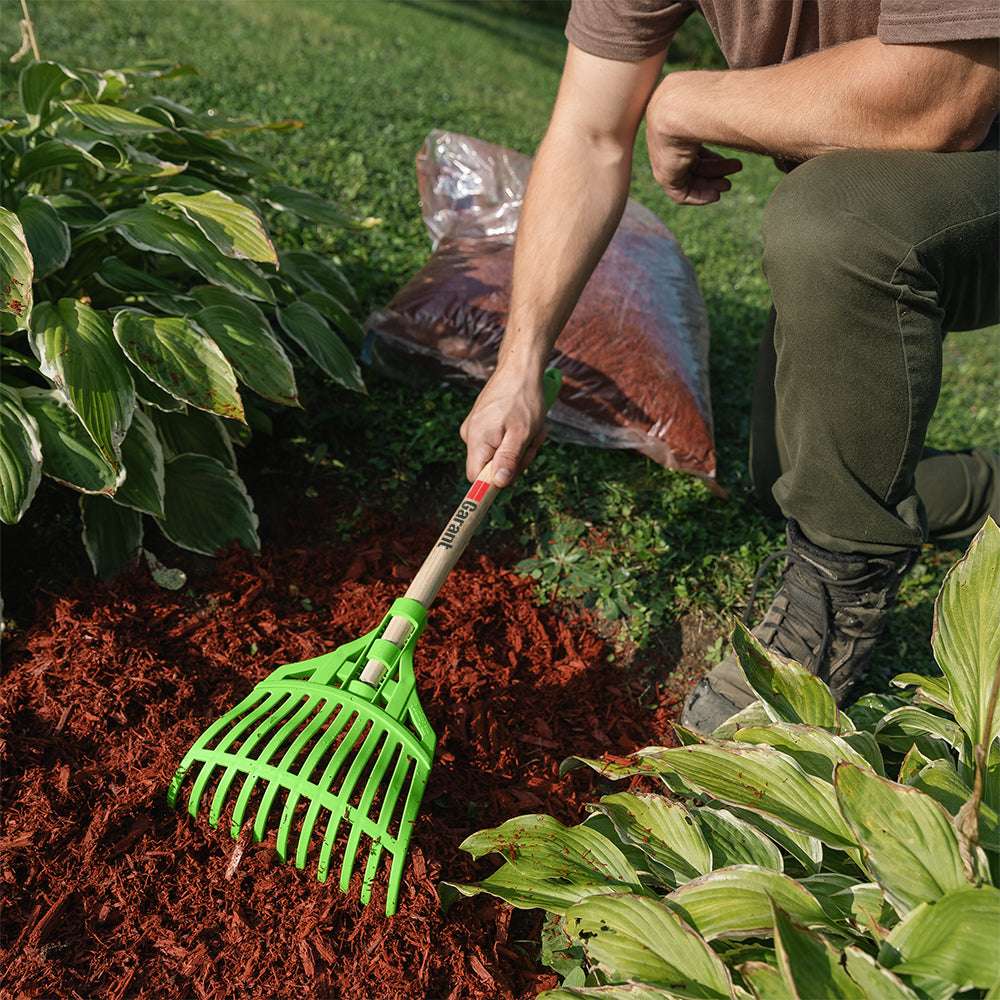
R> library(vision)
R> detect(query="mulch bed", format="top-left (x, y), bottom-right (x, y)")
top-left (1, 509), bottom-right (690, 999)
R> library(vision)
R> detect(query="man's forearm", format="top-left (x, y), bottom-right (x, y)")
top-left (650, 36), bottom-right (999, 162)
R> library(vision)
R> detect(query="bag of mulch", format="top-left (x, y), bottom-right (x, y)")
top-left (364, 130), bottom-right (718, 484)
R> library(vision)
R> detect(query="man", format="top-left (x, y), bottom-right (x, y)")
top-left (459, 0), bottom-right (1000, 732)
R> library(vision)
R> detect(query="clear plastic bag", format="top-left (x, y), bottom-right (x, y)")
top-left (365, 130), bottom-right (717, 483)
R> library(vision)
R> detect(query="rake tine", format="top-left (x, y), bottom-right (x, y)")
top-left (358, 744), bottom-right (411, 904)
top-left (338, 735), bottom-right (403, 893)
top-left (316, 724), bottom-right (388, 883)
top-left (294, 713), bottom-right (369, 870)
top-left (385, 759), bottom-right (431, 915)
top-left (275, 703), bottom-right (353, 862)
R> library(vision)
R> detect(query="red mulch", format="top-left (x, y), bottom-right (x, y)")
top-left (1, 516), bottom-right (686, 999)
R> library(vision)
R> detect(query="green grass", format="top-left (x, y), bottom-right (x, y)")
top-left (9, 0), bottom-right (998, 675)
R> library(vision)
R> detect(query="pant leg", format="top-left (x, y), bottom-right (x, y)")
top-left (758, 147), bottom-right (998, 554)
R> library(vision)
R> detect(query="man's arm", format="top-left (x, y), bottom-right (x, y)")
top-left (647, 36), bottom-right (999, 203)
top-left (461, 45), bottom-right (738, 485)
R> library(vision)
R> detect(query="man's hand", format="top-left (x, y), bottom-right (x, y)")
top-left (460, 368), bottom-right (548, 487)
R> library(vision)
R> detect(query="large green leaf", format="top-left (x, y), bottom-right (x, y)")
top-left (909, 759), bottom-right (1000, 855)
top-left (800, 875), bottom-right (891, 935)
top-left (43, 192), bottom-right (105, 230)
top-left (565, 894), bottom-right (732, 997)
top-left (265, 184), bottom-right (351, 227)
top-left (665, 866), bottom-right (829, 941)
top-left (80, 494), bottom-right (143, 579)
top-left (95, 256), bottom-right (178, 294)
top-left (17, 195), bottom-right (71, 279)
top-left (588, 793), bottom-right (712, 882)
top-left (541, 986), bottom-right (688, 1000)
top-left (695, 807), bottom-right (783, 872)
top-left (147, 406), bottom-right (235, 469)
top-left (733, 723), bottom-right (872, 782)
top-left (153, 191), bottom-right (276, 264)
top-left (114, 408), bottom-right (165, 517)
top-left (731, 623), bottom-right (841, 729)
top-left (157, 453), bottom-right (258, 556)
top-left (278, 249), bottom-right (358, 306)
top-left (30, 300), bottom-right (135, 469)
top-left (127, 358), bottom-right (186, 413)
top-left (19, 386), bottom-right (118, 494)
top-left (0, 383), bottom-right (42, 524)
top-left (193, 305), bottom-right (298, 406)
top-left (738, 963), bottom-right (794, 1000)
top-left (842, 946), bottom-right (920, 999)
top-left (96, 206), bottom-right (274, 302)
top-left (19, 61), bottom-right (76, 127)
top-left (276, 300), bottom-right (364, 392)
top-left (300, 289), bottom-right (365, 349)
top-left (771, 904), bottom-right (863, 999)
top-left (62, 101), bottom-right (168, 137)
top-left (15, 137), bottom-right (119, 182)
top-left (0, 206), bottom-right (34, 329)
top-left (834, 764), bottom-right (967, 914)
top-left (112, 309), bottom-right (244, 421)
top-left (638, 744), bottom-right (855, 849)
top-left (875, 706), bottom-right (964, 753)
top-left (880, 886), bottom-right (1000, 990)
top-left (891, 673), bottom-right (954, 714)
top-left (932, 518), bottom-right (1000, 747)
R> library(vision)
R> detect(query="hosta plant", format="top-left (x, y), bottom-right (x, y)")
top-left (1, 56), bottom-right (366, 578)
top-left (447, 517), bottom-right (1000, 999)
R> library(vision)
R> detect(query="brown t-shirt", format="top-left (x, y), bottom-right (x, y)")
top-left (566, 0), bottom-right (1000, 68)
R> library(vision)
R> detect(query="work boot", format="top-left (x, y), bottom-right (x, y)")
top-left (682, 521), bottom-right (917, 734)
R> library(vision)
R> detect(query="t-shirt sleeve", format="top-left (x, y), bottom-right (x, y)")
top-left (565, 0), bottom-right (697, 61)
top-left (878, 0), bottom-right (1000, 43)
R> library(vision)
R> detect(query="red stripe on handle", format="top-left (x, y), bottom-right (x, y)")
top-left (467, 480), bottom-right (490, 502)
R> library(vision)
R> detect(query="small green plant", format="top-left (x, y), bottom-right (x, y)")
top-left (0, 51), bottom-right (366, 578)
top-left (447, 517), bottom-right (1000, 999)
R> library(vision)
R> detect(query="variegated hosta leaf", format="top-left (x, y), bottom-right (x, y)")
top-left (0, 383), bottom-right (43, 524)
top-left (731, 623), bottom-right (841, 730)
top-left (565, 894), bottom-right (733, 998)
top-left (19, 386), bottom-right (118, 494)
top-left (879, 885), bottom-right (1000, 990)
top-left (834, 763), bottom-right (968, 914)
top-left (153, 190), bottom-right (276, 264)
top-left (96, 255), bottom-right (178, 295)
top-left (193, 305), bottom-right (298, 406)
top-left (738, 962), bottom-right (793, 1000)
top-left (112, 310), bottom-right (244, 422)
top-left (711, 700), bottom-right (774, 741)
top-left (560, 754), bottom-right (665, 782)
top-left (62, 101), bottom-right (168, 136)
top-left (733, 723), bottom-right (873, 782)
top-left (541, 985), bottom-right (690, 1000)
top-left (95, 205), bottom-right (274, 302)
top-left (587, 793), bottom-right (712, 882)
top-left (908, 759), bottom-right (999, 855)
top-left (932, 518), bottom-right (1000, 748)
top-left (148, 406), bottom-right (235, 469)
top-left (276, 301), bottom-right (365, 393)
top-left (0, 206), bottom-right (34, 329)
top-left (29, 300), bottom-right (135, 469)
top-left (17, 195), bottom-right (71, 279)
top-left (300, 289), bottom-right (365, 349)
top-left (637, 744), bottom-right (855, 849)
top-left (127, 358), bottom-right (187, 413)
top-left (695, 806), bottom-right (784, 872)
top-left (771, 904), bottom-right (864, 999)
top-left (891, 673), bottom-right (954, 713)
top-left (840, 730), bottom-right (886, 776)
top-left (712, 805), bottom-right (825, 873)
top-left (665, 866), bottom-right (830, 941)
top-left (113, 408), bottom-right (165, 517)
top-left (19, 61), bottom-right (76, 127)
top-left (278, 248), bottom-right (358, 306)
top-left (800, 875), bottom-right (891, 935)
top-left (875, 706), bottom-right (963, 754)
top-left (265, 184), bottom-right (351, 227)
top-left (46, 191), bottom-right (105, 230)
top-left (842, 947), bottom-right (919, 999)
top-left (898, 743), bottom-right (936, 784)
top-left (80, 494), bottom-right (143, 579)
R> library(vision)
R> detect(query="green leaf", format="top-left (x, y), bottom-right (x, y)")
top-left (96, 256), bottom-right (179, 294)
top-left (152, 190), bottom-right (276, 264)
top-left (880, 886), bottom-right (1000, 990)
top-left (16, 137), bottom-right (113, 182)
top-left (738, 963), bottom-right (794, 1000)
top-left (113, 409), bottom-right (165, 517)
top-left (733, 723), bottom-right (872, 782)
top-left (17, 195), bottom-right (71, 279)
top-left (839, 730), bottom-right (885, 776)
top-left (731, 623), bottom-right (841, 729)
top-left (62, 101), bottom-right (168, 136)
top-left (638, 744), bottom-right (855, 849)
top-left (800, 874), bottom-right (891, 934)
top-left (112, 309), bottom-right (244, 422)
top-left (127, 359), bottom-right (186, 413)
top-left (891, 673), bottom-right (954, 713)
top-left (157, 453), bottom-right (258, 556)
top-left (278, 249), bottom-right (358, 306)
top-left (19, 62), bottom-right (76, 127)
top-left (842, 946), bottom-right (920, 998)
top-left (265, 184), bottom-right (351, 227)
top-left (0, 383), bottom-right (42, 523)
top-left (19, 387), bottom-right (118, 494)
top-left (834, 763), bottom-right (968, 914)
top-left (46, 191), bottom-right (106, 229)
top-left (771, 904), bottom-right (864, 999)
top-left (541, 986), bottom-right (683, 1000)
top-left (147, 406), bottom-right (235, 469)
top-left (909, 759), bottom-right (999, 854)
top-left (300, 289), bottom-right (365, 349)
top-left (460, 815), bottom-right (641, 886)
top-left (588, 793), bottom-right (712, 882)
top-left (721, 807), bottom-right (824, 874)
top-left (276, 301), bottom-right (364, 392)
top-left (565, 894), bottom-right (732, 997)
top-left (711, 700), bottom-right (774, 741)
top-left (695, 806), bottom-right (784, 872)
top-left (80, 494), bottom-right (143, 579)
top-left (193, 305), bottom-right (298, 405)
top-left (875, 706), bottom-right (963, 754)
top-left (96, 206), bottom-right (274, 302)
top-left (665, 866), bottom-right (829, 941)
top-left (898, 743), bottom-right (935, 784)
top-left (560, 755), bottom-right (664, 782)
top-left (0, 206), bottom-right (34, 329)
top-left (932, 518), bottom-right (1000, 747)
top-left (30, 300), bottom-right (135, 469)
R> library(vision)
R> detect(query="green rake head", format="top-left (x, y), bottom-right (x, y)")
top-left (167, 597), bottom-right (435, 916)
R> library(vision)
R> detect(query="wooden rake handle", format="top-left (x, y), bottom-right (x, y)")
top-left (358, 369), bottom-right (561, 685)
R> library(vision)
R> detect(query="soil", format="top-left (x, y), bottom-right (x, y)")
top-left (1, 493), bottom-right (701, 999)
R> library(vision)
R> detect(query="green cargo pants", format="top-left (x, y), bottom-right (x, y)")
top-left (750, 138), bottom-right (999, 555)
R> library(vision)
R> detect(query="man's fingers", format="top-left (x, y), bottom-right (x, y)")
top-left (466, 439), bottom-right (496, 484)
top-left (696, 155), bottom-right (743, 178)
top-left (490, 426), bottom-right (530, 488)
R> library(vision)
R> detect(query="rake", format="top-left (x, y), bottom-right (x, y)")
top-left (167, 369), bottom-right (561, 915)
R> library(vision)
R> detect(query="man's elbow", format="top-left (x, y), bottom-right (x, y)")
top-left (927, 103), bottom-right (997, 152)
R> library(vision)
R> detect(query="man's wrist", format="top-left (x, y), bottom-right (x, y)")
top-left (648, 71), bottom-right (706, 144)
